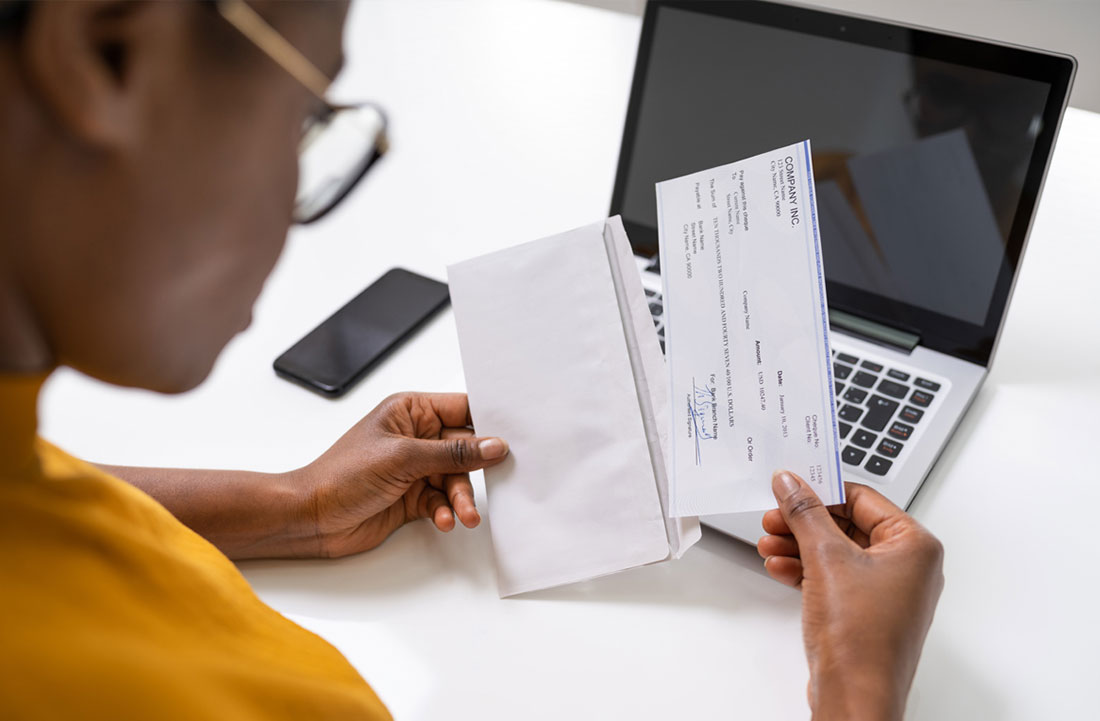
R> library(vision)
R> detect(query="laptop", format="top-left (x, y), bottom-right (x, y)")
top-left (609, 0), bottom-right (1076, 543)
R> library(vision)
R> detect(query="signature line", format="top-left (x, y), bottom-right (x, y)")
top-left (689, 377), bottom-right (716, 466)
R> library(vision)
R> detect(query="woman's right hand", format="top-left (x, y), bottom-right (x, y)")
top-left (759, 471), bottom-right (945, 721)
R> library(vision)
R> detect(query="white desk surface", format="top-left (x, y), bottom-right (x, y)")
top-left (39, 1), bottom-right (1100, 719)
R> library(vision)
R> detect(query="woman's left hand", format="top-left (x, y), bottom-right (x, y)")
top-left (287, 392), bottom-right (508, 558)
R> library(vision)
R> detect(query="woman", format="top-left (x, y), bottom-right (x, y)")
top-left (0, 1), bottom-right (944, 719)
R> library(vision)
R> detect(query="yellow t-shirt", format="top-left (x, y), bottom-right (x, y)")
top-left (0, 374), bottom-right (391, 720)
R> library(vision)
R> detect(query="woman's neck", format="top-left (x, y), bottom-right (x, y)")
top-left (0, 258), bottom-right (54, 373)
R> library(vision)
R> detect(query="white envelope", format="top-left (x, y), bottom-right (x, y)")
top-left (448, 217), bottom-right (700, 597)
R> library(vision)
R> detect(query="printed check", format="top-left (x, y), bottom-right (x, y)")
top-left (657, 140), bottom-right (844, 516)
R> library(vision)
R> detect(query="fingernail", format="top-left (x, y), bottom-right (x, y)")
top-left (478, 438), bottom-right (508, 459)
top-left (772, 471), bottom-right (799, 499)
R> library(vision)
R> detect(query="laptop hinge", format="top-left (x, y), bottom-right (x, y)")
top-left (829, 309), bottom-right (920, 353)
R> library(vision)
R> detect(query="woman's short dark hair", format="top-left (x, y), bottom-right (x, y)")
top-left (0, 1), bottom-right (30, 37)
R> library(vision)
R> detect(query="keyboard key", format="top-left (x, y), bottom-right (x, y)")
top-left (861, 360), bottom-right (884, 372)
top-left (865, 455), bottom-right (893, 476)
top-left (910, 390), bottom-right (934, 407)
top-left (887, 368), bottom-right (910, 381)
top-left (834, 363), bottom-right (853, 380)
top-left (877, 438), bottom-right (903, 458)
top-left (653, 317), bottom-right (662, 329)
top-left (888, 421), bottom-right (913, 441)
top-left (835, 381), bottom-right (845, 395)
top-left (843, 387), bottom-right (867, 404)
top-left (899, 405), bottom-right (924, 424)
top-left (838, 421), bottom-right (852, 439)
top-left (852, 371), bottom-right (876, 388)
top-left (877, 379), bottom-right (908, 399)
top-left (915, 377), bottom-right (941, 392)
top-left (851, 429), bottom-right (877, 449)
top-left (659, 340), bottom-right (665, 353)
top-left (645, 288), bottom-right (657, 297)
top-left (837, 353), bottom-right (859, 365)
top-left (842, 446), bottom-right (867, 465)
top-left (861, 395), bottom-right (900, 432)
top-left (838, 404), bottom-right (864, 422)
top-left (649, 302), bottom-right (663, 315)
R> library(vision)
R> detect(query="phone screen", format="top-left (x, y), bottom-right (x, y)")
top-left (274, 268), bottom-right (450, 397)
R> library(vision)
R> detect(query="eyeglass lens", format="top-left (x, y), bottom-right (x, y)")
top-left (294, 103), bottom-right (387, 224)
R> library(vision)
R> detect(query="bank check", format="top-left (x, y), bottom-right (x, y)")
top-left (657, 140), bottom-right (844, 516)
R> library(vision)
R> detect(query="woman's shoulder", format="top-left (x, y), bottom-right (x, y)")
top-left (0, 441), bottom-right (391, 721)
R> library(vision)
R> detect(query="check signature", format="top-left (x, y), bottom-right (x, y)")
top-left (688, 377), bottom-right (717, 465)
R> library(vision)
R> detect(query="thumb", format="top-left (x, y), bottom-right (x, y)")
top-left (399, 435), bottom-right (509, 477)
top-left (771, 470), bottom-right (845, 556)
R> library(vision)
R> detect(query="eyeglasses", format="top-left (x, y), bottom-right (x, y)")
top-left (213, 0), bottom-right (388, 224)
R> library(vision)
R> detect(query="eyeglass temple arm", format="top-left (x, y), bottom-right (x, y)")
top-left (214, 0), bottom-right (332, 101)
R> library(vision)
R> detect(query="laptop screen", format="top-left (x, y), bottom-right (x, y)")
top-left (611, 1), bottom-right (1074, 365)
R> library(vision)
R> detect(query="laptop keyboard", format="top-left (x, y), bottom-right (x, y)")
top-left (646, 287), bottom-right (666, 353)
top-left (645, 287), bottom-right (947, 481)
top-left (830, 347), bottom-right (948, 479)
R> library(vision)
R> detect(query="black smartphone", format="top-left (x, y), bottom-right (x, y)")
top-left (274, 268), bottom-right (450, 398)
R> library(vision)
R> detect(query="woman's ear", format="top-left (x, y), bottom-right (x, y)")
top-left (19, 0), bottom-right (166, 149)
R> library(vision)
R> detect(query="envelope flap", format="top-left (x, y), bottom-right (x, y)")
top-left (602, 217), bottom-right (701, 558)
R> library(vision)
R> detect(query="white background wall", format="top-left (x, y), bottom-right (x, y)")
top-left (567, 0), bottom-right (1100, 113)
